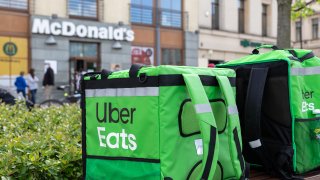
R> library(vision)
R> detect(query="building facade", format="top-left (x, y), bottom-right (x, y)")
top-left (292, 3), bottom-right (320, 56)
top-left (29, 0), bottom-right (133, 96)
top-left (0, 0), bottom-right (198, 100)
top-left (197, 0), bottom-right (278, 67)
top-left (30, 0), bottom-right (198, 97)
top-left (2, 0), bottom-right (320, 100)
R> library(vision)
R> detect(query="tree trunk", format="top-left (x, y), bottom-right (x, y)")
top-left (277, 0), bottom-right (292, 48)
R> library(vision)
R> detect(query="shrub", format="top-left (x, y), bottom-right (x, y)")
top-left (0, 102), bottom-right (82, 179)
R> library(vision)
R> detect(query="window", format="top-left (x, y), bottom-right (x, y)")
top-left (238, 0), bottom-right (245, 33)
top-left (296, 21), bottom-right (301, 41)
top-left (262, 4), bottom-right (268, 36)
top-left (160, 0), bottom-right (182, 28)
top-left (70, 42), bottom-right (98, 57)
top-left (312, 18), bottom-right (318, 39)
top-left (68, 0), bottom-right (97, 18)
top-left (0, 0), bottom-right (27, 10)
top-left (162, 48), bottom-right (181, 65)
top-left (130, 0), bottom-right (153, 25)
top-left (211, 0), bottom-right (219, 30)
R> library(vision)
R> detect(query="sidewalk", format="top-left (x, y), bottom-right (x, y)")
top-left (251, 168), bottom-right (320, 179)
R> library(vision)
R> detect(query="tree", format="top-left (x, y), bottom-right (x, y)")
top-left (277, 0), bottom-right (293, 48)
top-left (291, 0), bottom-right (316, 20)
top-left (277, 0), bottom-right (319, 48)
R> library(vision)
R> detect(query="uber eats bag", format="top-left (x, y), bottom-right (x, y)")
top-left (81, 65), bottom-right (247, 179)
top-left (218, 45), bottom-right (320, 178)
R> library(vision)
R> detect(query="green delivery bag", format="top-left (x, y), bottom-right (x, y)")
top-left (81, 65), bottom-right (247, 179)
top-left (218, 45), bottom-right (320, 178)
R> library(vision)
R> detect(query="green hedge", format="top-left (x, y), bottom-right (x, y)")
top-left (0, 102), bottom-right (82, 179)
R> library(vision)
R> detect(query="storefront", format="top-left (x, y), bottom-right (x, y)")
top-left (30, 16), bottom-right (134, 91)
top-left (0, 7), bottom-right (29, 87)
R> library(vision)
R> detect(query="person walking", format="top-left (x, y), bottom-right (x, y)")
top-left (42, 65), bottom-right (54, 100)
top-left (14, 71), bottom-right (27, 98)
top-left (26, 68), bottom-right (39, 104)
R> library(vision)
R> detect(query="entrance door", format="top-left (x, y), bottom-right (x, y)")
top-left (69, 42), bottom-right (99, 92)
top-left (70, 58), bottom-right (98, 73)
top-left (70, 58), bottom-right (99, 92)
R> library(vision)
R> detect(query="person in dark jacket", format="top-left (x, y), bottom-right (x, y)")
top-left (42, 65), bottom-right (55, 100)
top-left (14, 71), bottom-right (27, 98)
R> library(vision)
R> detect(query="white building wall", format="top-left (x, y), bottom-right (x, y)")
top-left (198, 0), bottom-right (212, 29)
top-left (185, 0), bottom-right (199, 32)
top-left (104, 0), bottom-right (130, 24)
top-left (33, 0), bottom-right (67, 17)
top-left (198, 0), bottom-right (278, 66)
top-left (246, 0), bottom-right (262, 35)
top-left (270, 0), bottom-right (277, 37)
top-left (220, 0), bottom-right (238, 32)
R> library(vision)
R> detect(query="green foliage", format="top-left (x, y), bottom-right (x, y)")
top-left (0, 102), bottom-right (82, 179)
top-left (291, 0), bottom-right (320, 20)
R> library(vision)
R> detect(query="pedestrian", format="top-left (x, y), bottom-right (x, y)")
top-left (42, 65), bottom-right (54, 100)
top-left (113, 64), bottom-right (121, 71)
top-left (74, 71), bottom-right (81, 93)
top-left (14, 71), bottom-right (27, 98)
top-left (208, 63), bottom-right (215, 68)
top-left (26, 68), bottom-right (39, 104)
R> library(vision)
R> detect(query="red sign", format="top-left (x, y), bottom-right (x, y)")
top-left (131, 47), bottom-right (154, 65)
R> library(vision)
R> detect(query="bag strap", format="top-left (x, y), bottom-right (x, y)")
top-left (216, 76), bottom-right (247, 179)
top-left (244, 68), bottom-right (273, 172)
top-left (182, 74), bottom-right (219, 180)
top-left (244, 68), bottom-right (302, 179)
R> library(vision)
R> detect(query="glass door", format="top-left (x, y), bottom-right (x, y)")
top-left (69, 42), bottom-right (99, 92)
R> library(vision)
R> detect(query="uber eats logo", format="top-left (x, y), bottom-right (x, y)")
top-left (302, 90), bottom-right (315, 112)
top-left (95, 102), bottom-right (137, 151)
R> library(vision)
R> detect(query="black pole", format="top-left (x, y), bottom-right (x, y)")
top-left (9, 37), bottom-right (12, 87)
top-left (155, 0), bottom-right (161, 66)
top-left (300, 14), bottom-right (303, 49)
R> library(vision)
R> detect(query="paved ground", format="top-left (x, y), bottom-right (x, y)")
top-left (251, 168), bottom-right (320, 179)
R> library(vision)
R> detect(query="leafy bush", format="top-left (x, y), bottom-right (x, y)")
top-left (0, 102), bottom-right (82, 179)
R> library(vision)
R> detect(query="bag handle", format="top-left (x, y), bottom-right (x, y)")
top-left (183, 74), bottom-right (219, 180)
top-left (129, 63), bottom-right (145, 78)
top-left (83, 69), bottom-right (112, 80)
top-left (101, 69), bottom-right (113, 79)
top-left (288, 50), bottom-right (315, 62)
top-left (252, 44), bottom-right (280, 54)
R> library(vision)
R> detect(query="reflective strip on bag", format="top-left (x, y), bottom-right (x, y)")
top-left (291, 67), bottom-right (320, 76)
top-left (85, 87), bottom-right (159, 97)
top-left (228, 105), bottom-right (238, 115)
top-left (249, 139), bottom-right (262, 149)
top-left (194, 104), bottom-right (212, 114)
